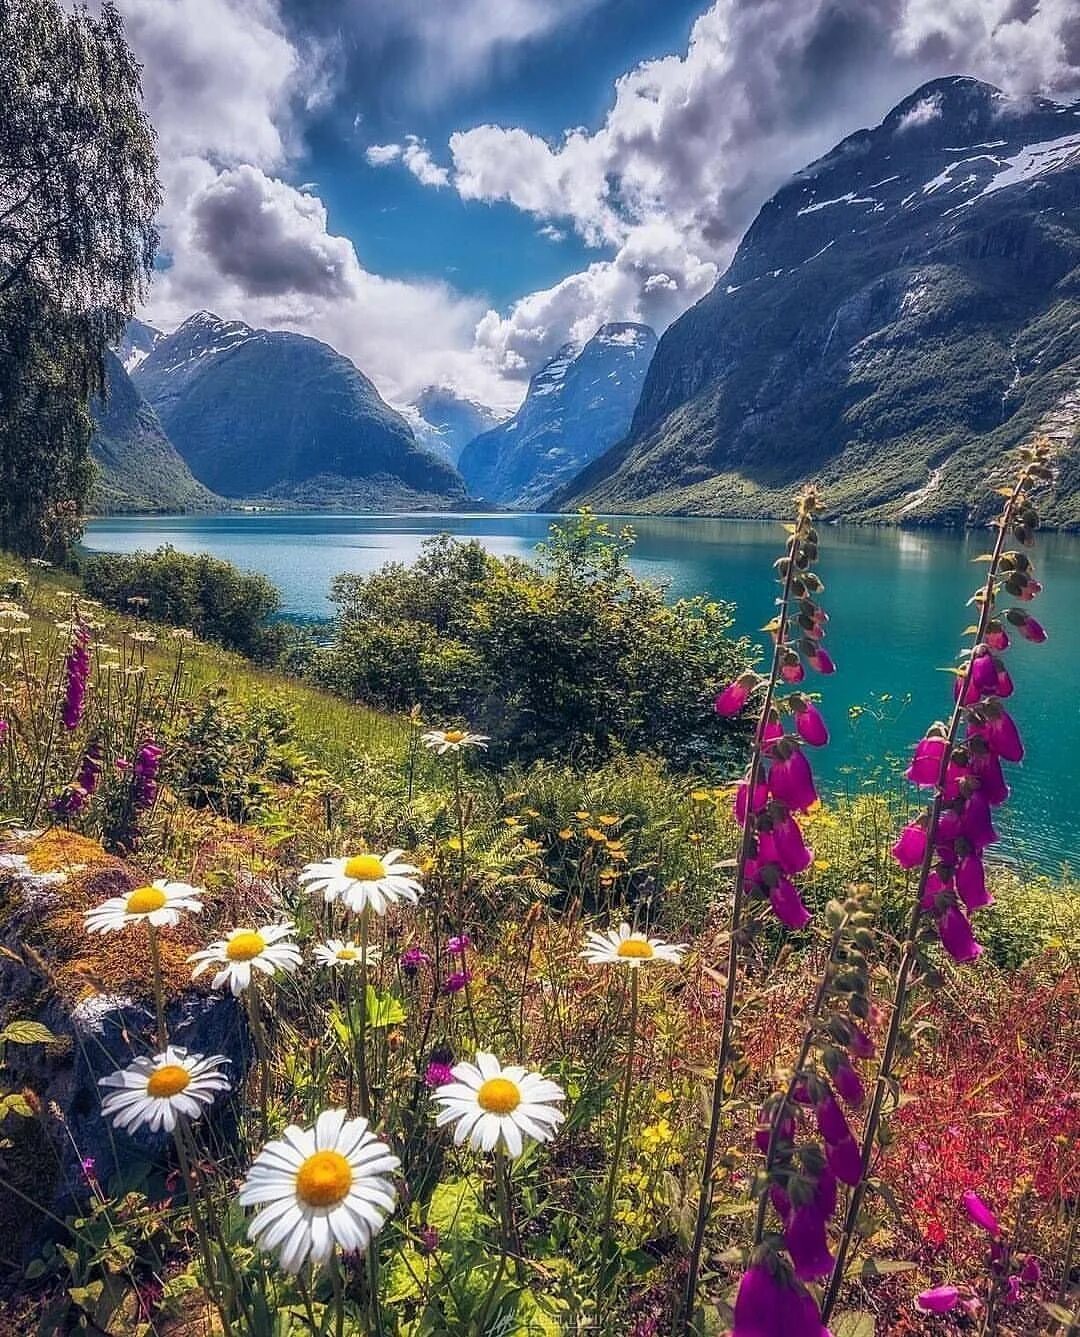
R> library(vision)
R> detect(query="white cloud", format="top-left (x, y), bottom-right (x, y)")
top-left (401, 136), bottom-right (450, 188)
top-left (365, 143), bottom-right (403, 166)
top-left (895, 92), bottom-right (944, 131)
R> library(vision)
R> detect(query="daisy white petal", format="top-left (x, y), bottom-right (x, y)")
top-left (85, 880), bottom-right (204, 935)
top-left (433, 1052), bottom-right (565, 1159)
top-left (187, 923), bottom-right (301, 995)
top-left (581, 922), bottom-right (688, 969)
top-left (298, 853), bottom-right (423, 918)
top-left (98, 1047), bottom-right (229, 1133)
top-left (419, 728), bottom-right (489, 754)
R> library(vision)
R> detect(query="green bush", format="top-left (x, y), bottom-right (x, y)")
top-left (309, 513), bottom-right (755, 768)
top-left (83, 545), bottom-right (283, 660)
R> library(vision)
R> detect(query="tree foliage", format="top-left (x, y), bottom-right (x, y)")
top-left (311, 513), bottom-right (755, 768)
top-left (0, 0), bottom-right (159, 557)
top-left (83, 546), bottom-right (284, 661)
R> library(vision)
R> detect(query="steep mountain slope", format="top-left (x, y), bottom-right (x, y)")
top-left (116, 318), bottom-right (161, 373)
top-left (459, 323), bottom-right (657, 507)
top-left (407, 387), bottom-right (502, 465)
top-left (90, 351), bottom-right (220, 513)
top-left (556, 79), bottom-right (1080, 526)
top-left (134, 312), bottom-right (467, 508)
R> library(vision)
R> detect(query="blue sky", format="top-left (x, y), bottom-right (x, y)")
top-left (123, 0), bottom-right (1080, 411)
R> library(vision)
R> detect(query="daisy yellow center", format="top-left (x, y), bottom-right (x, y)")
top-left (295, 1150), bottom-right (353, 1208)
top-left (125, 885), bottom-right (167, 914)
top-left (146, 1065), bottom-right (191, 1098)
top-left (344, 855), bottom-right (386, 881)
top-left (336, 948), bottom-right (358, 961)
top-left (477, 1077), bottom-right (521, 1114)
top-left (616, 938), bottom-right (654, 960)
top-left (443, 730), bottom-right (466, 744)
top-left (226, 931), bottom-right (266, 961)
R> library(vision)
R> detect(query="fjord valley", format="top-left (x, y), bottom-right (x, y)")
top-left (4, 2), bottom-right (1080, 1335)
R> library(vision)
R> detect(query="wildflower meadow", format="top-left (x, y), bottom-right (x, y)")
top-left (0, 442), bottom-right (1075, 1336)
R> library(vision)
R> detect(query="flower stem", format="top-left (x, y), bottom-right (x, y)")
top-left (357, 908), bottom-right (372, 1119)
top-left (601, 968), bottom-right (639, 1273)
top-left (820, 471), bottom-right (1030, 1323)
top-left (245, 983), bottom-right (270, 1143)
top-left (681, 515), bottom-right (806, 1331)
top-left (172, 1118), bottom-right (234, 1337)
top-left (147, 922), bottom-right (167, 1050)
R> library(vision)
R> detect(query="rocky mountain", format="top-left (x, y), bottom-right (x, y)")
top-left (556, 78), bottom-right (1080, 526)
top-left (116, 317), bottom-right (161, 373)
top-left (459, 323), bottom-right (657, 508)
top-left (406, 387), bottom-right (502, 466)
top-left (133, 312), bottom-right (467, 508)
top-left (89, 351), bottom-right (220, 513)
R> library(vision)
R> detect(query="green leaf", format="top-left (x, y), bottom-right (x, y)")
top-left (0, 1020), bottom-right (60, 1046)
top-left (832, 1312), bottom-right (876, 1337)
top-left (0, 1092), bottom-right (34, 1118)
top-left (426, 1176), bottom-right (483, 1242)
top-left (849, 1257), bottom-right (917, 1278)
top-left (365, 985), bottom-right (406, 1028)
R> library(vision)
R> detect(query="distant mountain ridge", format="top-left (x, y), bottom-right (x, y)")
top-left (90, 351), bottom-right (220, 513)
top-left (133, 312), bottom-right (467, 509)
top-left (459, 322), bottom-right (657, 507)
top-left (407, 387), bottom-right (503, 465)
top-left (556, 78), bottom-right (1080, 525)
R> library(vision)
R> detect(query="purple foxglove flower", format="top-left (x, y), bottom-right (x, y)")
top-left (401, 946), bottom-right (431, 974)
top-left (970, 748), bottom-right (1009, 805)
top-left (831, 1062), bottom-right (865, 1109)
top-left (447, 934), bottom-right (471, 955)
top-left (754, 1106), bottom-right (797, 1155)
top-left (994, 665), bottom-right (1014, 698)
top-left (768, 749), bottom-right (818, 812)
top-left (939, 906), bottom-right (983, 963)
top-left (781, 659), bottom-right (805, 684)
top-left (906, 737), bottom-right (947, 787)
top-left (970, 651), bottom-right (999, 697)
top-left (807, 647), bottom-right (835, 675)
top-left (758, 813), bottom-right (813, 875)
top-left (442, 970), bottom-right (472, 994)
top-left (816, 1094), bottom-right (850, 1145)
top-left (1019, 579), bottom-right (1043, 602)
top-left (132, 740), bottom-right (163, 812)
top-left (961, 792), bottom-right (999, 851)
top-left (716, 678), bottom-right (753, 717)
top-left (974, 709), bottom-right (1024, 763)
top-left (986, 623), bottom-right (1009, 651)
top-left (769, 878), bottom-right (812, 931)
top-left (1017, 615), bottom-right (1047, 643)
top-left (1003, 1275), bottom-right (1022, 1305)
top-left (936, 806), bottom-right (963, 842)
top-left (424, 1061), bottom-right (454, 1088)
top-left (826, 1134), bottom-right (862, 1186)
top-left (892, 822), bottom-right (927, 870)
top-left (769, 1183), bottom-right (792, 1221)
top-left (811, 1167), bottom-right (838, 1220)
top-left (917, 1286), bottom-right (959, 1314)
top-left (735, 780), bottom-right (769, 826)
top-left (847, 1025), bottom-right (875, 1060)
top-left (1020, 1256), bottom-right (1041, 1285)
top-left (732, 1264), bottom-right (831, 1337)
top-left (956, 854), bottom-right (993, 910)
top-left (785, 1205), bottom-right (834, 1281)
top-left (763, 717), bottom-right (785, 745)
top-left (963, 1191), bottom-right (1000, 1236)
top-left (794, 701), bottom-right (829, 747)
top-left (61, 625), bottom-right (90, 730)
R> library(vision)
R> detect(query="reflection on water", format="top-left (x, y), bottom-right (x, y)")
top-left (83, 511), bottom-right (1080, 871)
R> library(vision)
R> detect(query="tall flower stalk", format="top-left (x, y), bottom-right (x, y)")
top-left (683, 486), bottom-right (833, 1329)
top-left (820, 440), bottom-right (1054, 1322)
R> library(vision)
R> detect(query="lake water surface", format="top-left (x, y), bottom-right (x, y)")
top-left (83, 512), bottom-right (1080, 871)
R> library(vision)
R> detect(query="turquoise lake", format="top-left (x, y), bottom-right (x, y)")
top-left (83, 512), bottom-right (1080, 871)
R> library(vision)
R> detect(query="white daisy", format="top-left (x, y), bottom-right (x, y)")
top-left (98, 1046), bottom-right (230, 1134)
top-left (581, 922), bottom-right (688, 969)
top-left (298, 851), bottom-right (422, 917)
top-left (419, 728), bottom-right (489, 755)
top-left (313, 938), bottom-right (381, 968)
top-left (84, 879), bottom-right (203, 934)
top-left (433, 1052), bottom-right (566, 1159)
top-left (238, 1108), bottom-right (399, 1273)
top-left (188, 923), bottom-right (302, 995)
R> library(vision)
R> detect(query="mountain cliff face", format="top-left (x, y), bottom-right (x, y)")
top-left (133, 312), bottom-right (467, 508)
top-left (116, 318), bottom-right (161, 373)
top-left (556, 79), bottom-right (1080, 526)
top-left (459, 323), bottom-right (657, 508)
top-left (90, 351), bottom-right (220, 513)
top-left (407, 387), bottom-right (502, 465)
